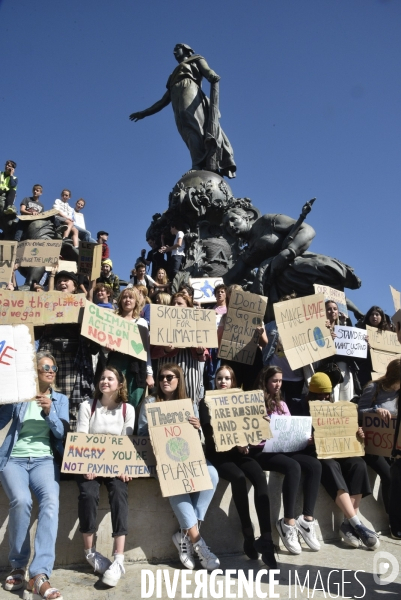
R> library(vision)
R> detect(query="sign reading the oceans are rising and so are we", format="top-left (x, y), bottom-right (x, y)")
top-left (362, 414), bottom-right (397, 458)
top-left (204, 389), bottom-right (272, 451)
top-left (146, 398), bottom-right (213, 497)
top-left (262, 415), bottom-right (312, 453)
top-left (309, 401), bottom-right (364, 459)
top-left (81, 300), bottom-right (147, 361)
top-left (334, 325), bottom-right (368, 359)
top-left (218, 289), bottom-right (268, 365)
top-left (0, 290), bottom-right (85, 324)
top-left (0, 324), bottom-right (38, 404)
top-left (274, 293), bottom-right (335, 370)
top-left (61, 433), bottom-right (156, 477)
top-left (150, 305), bottom-right (218, 348)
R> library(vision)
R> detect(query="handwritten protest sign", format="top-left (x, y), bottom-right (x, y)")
top-left (57, 259), bottom-right (77, 273)
top-left (81, 300), bottom-right (147, 361)
top-left (0, 290), bottom-right (85, 324)
top-left (274, 293), bottom-right (335, 370)
top-left (391, 309), bottom-right (401, 338)
top-left (78, 242), bottom-right (102, 280)
top-left (190, 277), bottom-right (223, 304)
top-left (313, 284), bottom-right (348, 317)
top-left (362, 415), bottom-right (396, 458)
top-left (150, 304), bottom-right (217, 348)
top-left (334, 325), bottom-right (368, 359)
top-left (18, 208), bottom-right (60, 221)
top-left (0, 324), bottom-right (38, 404)
top-left (366, 325), bottom-right (401, 354)
top-left (16, 240), bottom-right (62, 267)
top-left (309, 401), bottom-right (364, 459)
top-left (218, 289), bottom-right (268, 365)
top-left (204, 389), bottom-right (272, 451)
top-left (61, 433), bottom-right (156, 477)
top-left (262, 416), bottom-right (312, 453)
top-left (390, 285), bottom-right (401, 312)
top-left (146, 398), bottom-right (213, 497)
top-left (0, 241), bottom-right (17, 287)
top-left (370, 349), bottom-right (398, 375)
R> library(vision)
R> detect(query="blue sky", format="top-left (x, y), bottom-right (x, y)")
top-left (1, 0), bottom-right (400, 318)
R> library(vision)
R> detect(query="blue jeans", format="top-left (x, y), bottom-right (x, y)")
top-left (168, 461), bottom-right (219, 529)
top-left (0, 457), bottom-right (60, 578)
top-left (74, 224), bottom-right (97, 243)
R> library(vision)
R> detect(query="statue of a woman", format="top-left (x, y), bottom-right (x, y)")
top-left (129, 44), bottom-right (236, 178)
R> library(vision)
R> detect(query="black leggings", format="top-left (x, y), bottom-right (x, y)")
top-left (363, 454), bottom-right (391, 513)
top-left (251, 449), bottom-right (322, 519)
top-left (207, 449), bottom-right (271, 534)
top-left (390, 459), bottom-right (401, 532)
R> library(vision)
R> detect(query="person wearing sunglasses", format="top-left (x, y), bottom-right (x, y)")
top-left (0, 351), bottom-right (69, 600)
top-left (199, 365), bottom-right (277, 568)
top-left (137, 363), bottom-right (220, 571)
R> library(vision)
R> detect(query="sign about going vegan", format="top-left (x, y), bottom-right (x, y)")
top-left (150, 305), bottom-right (217, 348)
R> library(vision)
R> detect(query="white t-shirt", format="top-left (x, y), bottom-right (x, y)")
top-left (172, 231), bottom-right (185, 256)
top-left (74, 211), bottom-right (86, 229)
top-left (77, 399), bottom-right (136, 435)
top-left (53, 198), bottom-right (74, 220)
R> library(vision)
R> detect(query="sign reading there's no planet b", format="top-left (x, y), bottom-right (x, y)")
top-left (146, 398), bottom-right (213, 497)
top-left (81, 300), bottom-right (148, 361)
top-left (0, 324), bottom-right (38, 404)
top-left (274, 293), bottom-right (335, 370)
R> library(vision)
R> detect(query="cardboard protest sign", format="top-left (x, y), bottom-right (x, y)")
top-left (18, 208), bottom-right (60, 221)
top-left (0, 324), bottom-right (38, 404)
top-left (146, 398), bottom-right (213, 497)
top-left (391, 309), bottom-right (401, 338)
top-left (81, 300), bottom-right (147, 361)
top-left (78, 242), bottom-right (102, 280)
top-left (150, 304), bottom-right (217, 348)
top-left (190, 277), bottom-right (224, 304)
top-left (57, 259), bottom-right (78, 273)
top-left (390, 285), bottom-right (401, 312)
top-left (313, 284), bottom-right (348, 317)
top-left (371, 372), bottom-right (381, 381)
top-left (309, 401), bottom-right (364, 459)
top-left (366, 325), bottom-right (401, 354)
top-left (61, 433), bottom-right (156, 476)
top-left (0, 290), bottom-right (85, 325)
top-left (274, 293), bottom-right (335, 370)
top-left (262, 416), bottom-right (312, 453)
top-left (0, 241), bottom-right (17, 287)
top-left (218, 289), bottom-right (268, 365)
top-left (370, 349), bottom-right (398, 375)
top-left (334, 325), bottom-right (368, 359)
top-left (16, 240), bottom-right (62, 267)
top-left (362, 415), bottom-right (396, 458)
top-left (204, 389), bottom-right (272, 451)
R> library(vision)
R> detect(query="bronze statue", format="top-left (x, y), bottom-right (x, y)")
top-left (129, 44), bottom-right (236, 178)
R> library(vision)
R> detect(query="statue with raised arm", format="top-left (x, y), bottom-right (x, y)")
top-left (129, 43), bottom-right (236, 179)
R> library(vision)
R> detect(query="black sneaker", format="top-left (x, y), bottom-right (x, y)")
top-left (253, 537), bottom-right (278, 569)
top-left (353, 523), bottom-right (380, 550)
top-left (243, 536), bottom-right (258, 560)
top-left (390, 526), bottom-right (401, 540)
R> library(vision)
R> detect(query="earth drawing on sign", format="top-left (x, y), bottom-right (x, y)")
top-left (166, 438), bottom-right (190, 462)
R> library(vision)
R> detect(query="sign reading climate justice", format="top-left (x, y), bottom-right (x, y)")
top-left (274, 293), bottom-right (335, 370)
top-left (81, 300), bottom-right (147, 361)
top-left (204, 389), bottom-right (272, 451)
top-left (309, 401), bottom-right (364, 459)
top-left (150, 305), bottom-right (218, 348)
top-left (0, 324), bottom-right (38, 404)
top-left (61, 434), bottom-right (156, 477)
top-left (218, 289), bottom-right (268, 365)
top-left (146, 398), bottom-right (213, 497)
top-left (0, 290), bottom-right (85, 324)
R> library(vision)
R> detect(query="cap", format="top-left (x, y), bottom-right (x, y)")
top-left (309, 372), bottom-right (332, 394)
top-left (97, 230), bottom-right (109, 238)
top-left (54, 270), bottom-right (79, 285)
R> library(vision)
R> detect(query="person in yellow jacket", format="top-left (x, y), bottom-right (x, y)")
top-left (0, 160), bottom-right (18, 215)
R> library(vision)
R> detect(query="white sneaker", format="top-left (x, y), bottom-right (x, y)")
top-left (172, 530), bottom-right (195, 570)
top-left (102, 558), bottom-right (125, 587)
top-left (296, 515), bottom-right (321, 551)
top-left (276, 518), bottom-right (302, 554)
top-left (86, 550), bottom-right (112, 574)
top-left (193, 537), bottom-right (220, 571)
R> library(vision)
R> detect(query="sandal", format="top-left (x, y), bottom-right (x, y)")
top-left (5, 567), bottom-right (26, 591)
top-left (23, 574), bottom-right (63, 600)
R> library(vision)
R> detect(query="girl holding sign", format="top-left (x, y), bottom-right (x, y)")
top-left (76, 367), bottom-right (135, 587)
top-left (137, 363), bottom-right (220, 571)
top-left (0, 351), bottom-right (69, 600)
top-left (250, 366), bottom-right (323, 555)
top-left (199, 365), bottom-right (278, 568)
